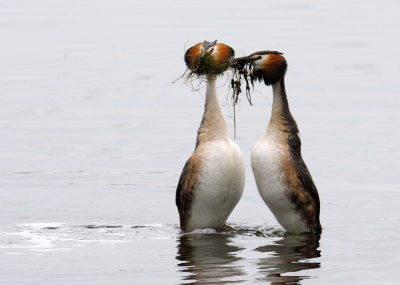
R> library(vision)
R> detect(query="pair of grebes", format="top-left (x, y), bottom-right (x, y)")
top-left (176, 40), bottom-right (321, 234)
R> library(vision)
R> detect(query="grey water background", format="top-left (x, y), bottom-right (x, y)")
top-left (1, 0), bottom-right (399, 284)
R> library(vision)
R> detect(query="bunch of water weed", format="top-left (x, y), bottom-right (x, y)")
top-left (174, 51), bottom-right (257, 106)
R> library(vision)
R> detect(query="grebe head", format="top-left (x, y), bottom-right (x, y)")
top-left (184, 40), bottom-right (235, 69)
top-left (247, 51), bottom-right (287, 86)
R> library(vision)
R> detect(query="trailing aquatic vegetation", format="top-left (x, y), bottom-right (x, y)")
top-left (174, 51), bottom-right (258, 105)
top-left (173, 51), bottom-right (231, 91)
top-left (229, 55), bottom-right (260, 106)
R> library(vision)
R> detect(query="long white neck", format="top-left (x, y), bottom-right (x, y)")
top-left (196, 79), bottom-right (229, 146)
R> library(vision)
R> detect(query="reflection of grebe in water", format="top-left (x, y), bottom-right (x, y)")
top-left (176, 234), bottom-right (245, 284)
top-left (176, 231), bottom-right (321, 284)
top-left (255, 233), bottom-right (321, 284)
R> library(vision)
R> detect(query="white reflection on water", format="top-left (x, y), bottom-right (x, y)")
top-left (0, 223), bottom-right (178, 251)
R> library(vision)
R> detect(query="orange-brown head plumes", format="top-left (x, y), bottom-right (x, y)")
top-left (248, 51), bottom-right (287, 86)
top-left (184, 40), bottom-right (234, 78)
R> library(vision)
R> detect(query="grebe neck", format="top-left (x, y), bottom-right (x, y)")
top-left (265, 78), bottom-right (300, 150)
top-left (196, 79), bottom-right (229, 147)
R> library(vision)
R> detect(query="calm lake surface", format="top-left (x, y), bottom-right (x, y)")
top-left (1, 1), bottom-right (399, 284)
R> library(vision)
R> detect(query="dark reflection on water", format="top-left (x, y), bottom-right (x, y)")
top-left (255, 233), bottom-right (321, 284)
top-left (176, 231), bottom-right (321, 284)
top-left (176, 234), bottom-right (246, 284)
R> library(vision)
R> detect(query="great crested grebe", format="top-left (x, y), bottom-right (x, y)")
top-left (175, 40), bottom-right (245, 232)
top-left (248, 51), bottom-right (321, 234)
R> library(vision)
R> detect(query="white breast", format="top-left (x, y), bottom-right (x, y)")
top-left (251, 137), bottom-right (308, 234)
top-left (187, 139), bottom-right (245, 231)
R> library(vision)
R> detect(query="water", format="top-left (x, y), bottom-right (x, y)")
top-left (1, 1), bottom-right (399, 284)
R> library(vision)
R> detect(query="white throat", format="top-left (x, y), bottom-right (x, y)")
top-left (197, 79), bottom-right (229, 142)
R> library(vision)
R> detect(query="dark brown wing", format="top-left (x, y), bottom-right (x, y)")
top-left (282, 104), bottom-right (321, 232)
top-left (291, 151), bottom-right (322, 232)
top-left (175, 152), bottom-right (202, 231)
